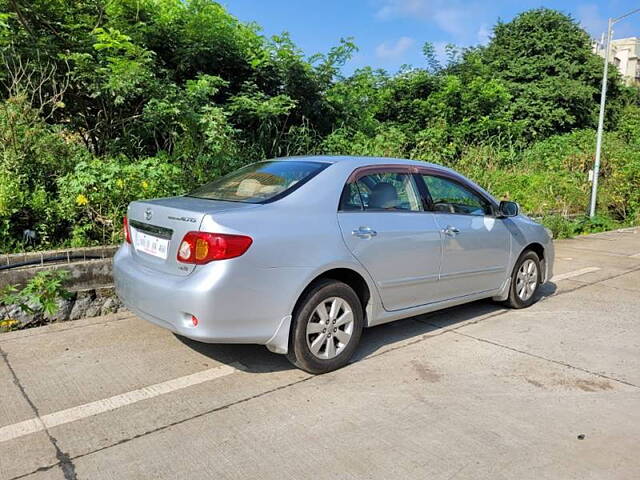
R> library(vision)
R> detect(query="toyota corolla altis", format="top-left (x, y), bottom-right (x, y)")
top-left (114, 156), bottom-right (554, 373)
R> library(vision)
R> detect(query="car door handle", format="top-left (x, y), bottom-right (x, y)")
top-left (352, 226), bottom-right (377, 238)
top-left (442, 225), bottom-right (460, 237)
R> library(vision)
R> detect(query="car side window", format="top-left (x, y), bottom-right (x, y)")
top-left (346, 172), bottom-right (422, 212)
top-left (422, 175), bottom-right (491, 216)
top-left (339, 183), bottom-right (364, 211)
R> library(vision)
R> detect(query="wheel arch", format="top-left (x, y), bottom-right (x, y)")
top-left (495, 241), bottom-right (548, 303)
top-left (524, 242), bottom-right (545, 261)
top-left (292, 267), bottom-right (375, 324)
top-left (266, 265), bottom-right (376, 356)
top-left (521, 242), bottom-right (547, 281)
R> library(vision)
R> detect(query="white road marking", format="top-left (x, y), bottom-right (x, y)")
top-left (0, 363), bottom-right (239, 444)
top-left (552, 267), bottom-right (601, 282)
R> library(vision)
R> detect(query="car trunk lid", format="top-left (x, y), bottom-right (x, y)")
top-left (127, 197), bottom-right (254, 276)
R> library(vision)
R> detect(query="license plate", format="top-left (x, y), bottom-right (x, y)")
top-left (133, 230), bottom-right (169, 259)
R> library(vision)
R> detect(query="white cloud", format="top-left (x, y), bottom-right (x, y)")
top-left (375, 36), bottom-right (415, 59)
top-left (374, 0), bottom-right (482, 44)
top-left (575, 4), bottom-right (635, 41)
top-left (432, 7), bottom-right (468, 37)
top-left (375, 0), bottom-right (429, 20)
top-left (431, 41), bottom-right (448, 63)
top-left (477, 24), bottom-right (490, 44)
top-left (577, 4), bottom-right (606, 37)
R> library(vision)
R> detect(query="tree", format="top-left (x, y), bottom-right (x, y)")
top-left (482, 8), bottom-right (625, 139)
top-left (0, 2), bottom-right (638, 251)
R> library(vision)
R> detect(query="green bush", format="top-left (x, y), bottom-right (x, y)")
top-left (540, 215), bottom-right (579, 239)
top-left (444, 126), bottom-right (640, 223)
top-left (0, 97), bottom-right (90, 251)
top-left (445, 142), bottom-right (586, 216)
top-left (0, 270), bottom-right (71, 331)
top-left (0, 3), bottom-right (638, 252)
top-left (541, 215), bottom-right (622, 240)
top-left (57, 155), bottom-right (184, 246)
top-left (322, 125), bottom-right (410, 158)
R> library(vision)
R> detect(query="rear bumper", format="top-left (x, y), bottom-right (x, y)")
top-left (113, 244), bottom-right (307, 347)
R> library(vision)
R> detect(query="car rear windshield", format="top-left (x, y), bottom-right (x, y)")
top-left (188, 161), bottom-right (328, 203)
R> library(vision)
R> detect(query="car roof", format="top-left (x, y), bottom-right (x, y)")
top-left (271, 155), bottom-right (498, 207)
top-left (272, 155), bottom-right (444, 170)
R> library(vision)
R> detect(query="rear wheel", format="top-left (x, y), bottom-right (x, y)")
top-left (287, 279), bottom-right (363, 374)
top-left (504, 250), bottom-right (541, 309)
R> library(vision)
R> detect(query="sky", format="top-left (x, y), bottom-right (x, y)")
top-left (222, 0), bottom-right (640, 74)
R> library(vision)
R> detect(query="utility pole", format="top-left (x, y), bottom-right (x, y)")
top-left (589, 8), bottom-right (640, 218)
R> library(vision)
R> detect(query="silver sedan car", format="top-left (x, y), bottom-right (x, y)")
top-left (114, 156), bottom-right (554, 373)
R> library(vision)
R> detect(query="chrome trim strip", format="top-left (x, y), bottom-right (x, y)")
top-left (129, 220), bottom-right (173, 240)
top-left (378, 273), bottom-right (439, 288)
top-left (440, 265), bottom-right (505, 280)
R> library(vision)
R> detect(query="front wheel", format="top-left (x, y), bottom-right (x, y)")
top-left (504, 250), bottom-right (542, 309)
top-left (286, 279), bottom-right (363, 374)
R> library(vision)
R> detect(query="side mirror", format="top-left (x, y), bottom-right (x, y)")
top-left (498, 200), bottom-right (519, 218)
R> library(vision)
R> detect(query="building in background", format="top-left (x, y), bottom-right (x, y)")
top-left (594, 37), bottom-right (640, 86)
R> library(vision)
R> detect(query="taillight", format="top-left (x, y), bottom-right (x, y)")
top-left (177, 232), bottom-right (252, 264)
top-left (123, 216), bottom-right (132, 244)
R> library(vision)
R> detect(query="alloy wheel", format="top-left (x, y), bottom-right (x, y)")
top-left (306, 297), bottom-right (354, 360)
top-left (516, 259), bottom-right (538, 301)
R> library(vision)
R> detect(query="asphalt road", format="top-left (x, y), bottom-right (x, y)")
top-left (1, 228), bottom-right (639, 480)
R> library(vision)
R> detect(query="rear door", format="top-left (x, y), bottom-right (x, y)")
top-left (337, 167), bottom-right (443, 312)
top-left (418, 174), bottom-right (510, 299)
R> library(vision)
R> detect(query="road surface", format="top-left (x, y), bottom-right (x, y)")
top-left (1, 228), bottom-right (639, 479)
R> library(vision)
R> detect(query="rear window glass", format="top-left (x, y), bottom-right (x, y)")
top-left (188, 161), bottom-right (328, 203)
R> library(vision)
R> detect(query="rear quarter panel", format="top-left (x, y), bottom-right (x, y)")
top-left (197, 163), bottom-right (384, 320)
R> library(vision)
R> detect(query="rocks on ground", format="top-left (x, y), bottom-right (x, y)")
top-left (1, 287), bottom-right (122, 327)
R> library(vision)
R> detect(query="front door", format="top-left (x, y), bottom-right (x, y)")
top-left (419, 174), bottom-right (510, 300)
top-left (337, 168), bottom-right (443, 311)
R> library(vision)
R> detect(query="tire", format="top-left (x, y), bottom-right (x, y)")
top-left (286, 279), bottom-right (364, 374)
top-left (504, 250), bottom-right (542, 309)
